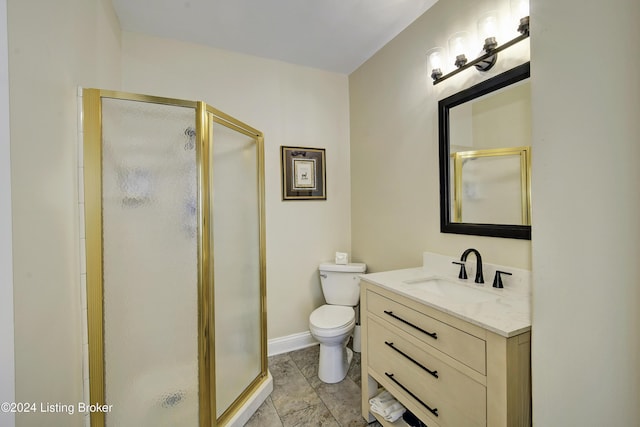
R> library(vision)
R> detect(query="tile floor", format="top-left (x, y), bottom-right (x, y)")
top-left (245, 344), bottom-right (381, 427)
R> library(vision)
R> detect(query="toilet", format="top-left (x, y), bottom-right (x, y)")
top-left (309, 262), bottom-right (367, 383)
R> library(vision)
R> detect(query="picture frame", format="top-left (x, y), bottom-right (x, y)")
top-left (281, 146), bottom-right (326, 200)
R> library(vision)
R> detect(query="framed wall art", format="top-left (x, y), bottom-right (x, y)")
top-left (281, 146), bottom-right (326, 200)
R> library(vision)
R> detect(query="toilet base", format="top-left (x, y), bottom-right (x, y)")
top-left (318, 343), bottom-right (353, 384)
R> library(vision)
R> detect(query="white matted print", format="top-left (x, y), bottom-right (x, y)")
top-left (293, 159), bottom-right (316, 190)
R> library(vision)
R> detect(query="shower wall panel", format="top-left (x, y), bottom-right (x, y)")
top-left (210, 119), bottom-right (262, 419)
top-left (101, 98), bottom-right (199, 426)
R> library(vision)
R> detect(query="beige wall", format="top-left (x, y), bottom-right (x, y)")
top-left (9, 7), bottom-right (349, 422)
top-left (120, 32), bottom-right (352, 340)
top-left (350, 0), bottom-right (640, 424)
top-left (1, 1), bottom-right (15, 425)
top-left (530, 0), bottom-right (640, 424)
top-left (349, 0), bottom-right (531, 274)
top-left (7, 0), bottom-right (121, 425)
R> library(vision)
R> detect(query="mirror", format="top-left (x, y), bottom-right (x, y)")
top-left (438, 62), bottom-right (531, 239)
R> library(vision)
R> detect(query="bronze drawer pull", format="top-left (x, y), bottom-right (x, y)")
top-left (385, 341), bottom-right (439, 379)
top-left (383, 310), bottom-right (438, 340)
top-left (385, 372), bottom-right (439, 417)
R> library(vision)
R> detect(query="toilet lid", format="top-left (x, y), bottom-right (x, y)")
top-left (310, 305), bottom-right (355, 329)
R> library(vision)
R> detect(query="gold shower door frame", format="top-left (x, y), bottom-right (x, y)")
top-left (83, 89), bottom-right (268, 427)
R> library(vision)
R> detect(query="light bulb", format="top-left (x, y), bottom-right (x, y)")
top-left (448, 32), bottom-right (470, 68)
top-left (478, 11), bottom-right (499, 51)
top-left (510, 0), bottom-right (529, 19)
top-left (427, 47), bottom-right (445, 81)
top-left (510, 0), bottom-right (530, 35)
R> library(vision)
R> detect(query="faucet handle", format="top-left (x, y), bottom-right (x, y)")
top-left (452, 261), bottom-right (468, 280)
top-left (493, 270), bottom-right (512, 288)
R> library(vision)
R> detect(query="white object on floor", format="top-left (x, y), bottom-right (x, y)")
top-left (309, 304), bottom-right (355, 383)
top-left (309, 262), bottom-right (366, 383)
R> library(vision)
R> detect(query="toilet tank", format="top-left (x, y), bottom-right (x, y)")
top-left (319, 262), bottom-right (367, 306)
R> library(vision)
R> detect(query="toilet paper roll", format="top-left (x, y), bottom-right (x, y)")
top-left (335, 252), bottom-right (348, 265)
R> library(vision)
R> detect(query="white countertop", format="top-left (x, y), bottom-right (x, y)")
top-left (360, 266), bottom-right (531, 338)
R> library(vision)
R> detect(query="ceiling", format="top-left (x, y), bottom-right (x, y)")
top-left (111, 0), bottom-right (439, 74)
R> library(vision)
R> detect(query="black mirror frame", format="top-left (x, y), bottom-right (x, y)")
top-left (438, 62), bottom-right (531, 240)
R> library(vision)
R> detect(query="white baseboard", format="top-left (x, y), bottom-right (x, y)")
top-left (268, 331), bottom-right (318, 356)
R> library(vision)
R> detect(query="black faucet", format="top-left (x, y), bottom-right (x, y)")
top-left (460, 248), bottom-right (484, 284)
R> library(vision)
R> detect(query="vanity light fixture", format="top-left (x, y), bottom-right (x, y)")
top-left (428, 6), bottom-right (530, 85)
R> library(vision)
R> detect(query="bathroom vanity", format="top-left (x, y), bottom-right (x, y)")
top-left (360, 254), bottom-right (531, 427)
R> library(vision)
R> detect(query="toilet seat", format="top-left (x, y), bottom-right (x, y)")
top-left (309, 305), bottom-right (355, 337)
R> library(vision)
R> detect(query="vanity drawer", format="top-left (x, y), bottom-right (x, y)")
top-left (368, 316), bottom-right (486, 427)
top-left (366, 289), bottom-right (486, 374)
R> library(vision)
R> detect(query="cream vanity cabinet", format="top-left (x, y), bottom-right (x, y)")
top-left (360, 280), bottom-right (531, 427)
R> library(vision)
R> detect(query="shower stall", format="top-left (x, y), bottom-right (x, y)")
top-left (82, 90), bottom-right (269, 427)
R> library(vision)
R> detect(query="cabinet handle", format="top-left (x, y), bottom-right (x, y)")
top-left (385, 372), bottom-right (439, 418)
top-left (383, 310), bottom-right (438, 340)
top-left (384, 341), bottom-right (438, 379)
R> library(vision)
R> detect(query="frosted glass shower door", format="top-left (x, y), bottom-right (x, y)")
top-left (100, 97), bottom-right (200, 427)
top-left (210, 115), bottom-right (265, 420)
top-left (85, 90), bottom-right (267, 427)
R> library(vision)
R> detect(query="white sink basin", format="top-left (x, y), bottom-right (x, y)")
top-left (402, 276), bottom-right (498, 304)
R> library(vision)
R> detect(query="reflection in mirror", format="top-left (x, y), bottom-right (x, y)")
top-left (439, 62), bottom-right (531, 239)
top-left (452, 146), bottom-right (530, 224)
